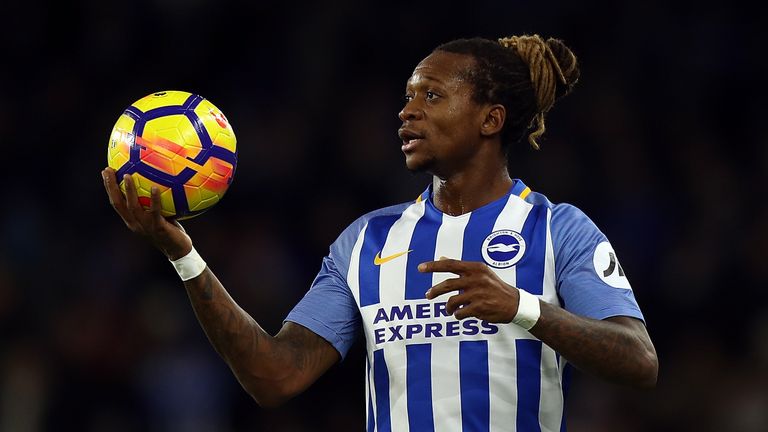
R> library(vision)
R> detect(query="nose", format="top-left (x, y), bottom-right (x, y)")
top-left (398, 99), bottom-right (423, 122)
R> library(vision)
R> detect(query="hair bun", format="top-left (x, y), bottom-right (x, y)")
top-left (545, 38), bottom-right (580, 99)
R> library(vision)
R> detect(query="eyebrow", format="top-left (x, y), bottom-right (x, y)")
top-left (406, 74), bottom-right (447, 87)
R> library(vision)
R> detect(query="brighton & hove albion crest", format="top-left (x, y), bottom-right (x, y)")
top-left (481, 230), bottom-right (526, 268)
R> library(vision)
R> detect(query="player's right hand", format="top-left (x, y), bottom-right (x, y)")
top-left (101, 167), bottom-right (193, 260)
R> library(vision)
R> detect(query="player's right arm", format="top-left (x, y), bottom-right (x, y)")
top-left (182, 269), bottom-right (340, 407)
top-left (101, 168), bottom-right (340, 407)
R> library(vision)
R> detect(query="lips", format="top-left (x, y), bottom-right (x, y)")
top-left (398, 127), bottom-right (425, 151)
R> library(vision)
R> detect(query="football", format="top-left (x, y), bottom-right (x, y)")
top-left (107, 90), bottom-right (237, 220)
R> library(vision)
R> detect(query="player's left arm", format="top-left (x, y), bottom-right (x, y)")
top-left (421, 259), bottom-right (658, 389)
top-left (531, 303), bottom-right (656, 388)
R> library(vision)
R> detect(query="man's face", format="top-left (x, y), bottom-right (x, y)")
top-left (398, 51), bottom-right (486, 176)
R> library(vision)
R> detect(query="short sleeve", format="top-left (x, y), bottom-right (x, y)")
top-left (284, 216), bottom-right (368, 360)
top-left (285, 256), bottom-right (361, 359)
top-left (551, 204), bottom-right (645, 323)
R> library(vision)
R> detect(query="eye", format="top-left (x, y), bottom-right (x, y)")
top-left (426, 91), bottom-right (439, 101)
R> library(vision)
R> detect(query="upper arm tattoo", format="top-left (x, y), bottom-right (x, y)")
top-left (276, 322), bottom-right (340, 374)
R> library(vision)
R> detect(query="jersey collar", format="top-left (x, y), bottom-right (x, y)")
top-left (416, 179), bottom-right (531, 203)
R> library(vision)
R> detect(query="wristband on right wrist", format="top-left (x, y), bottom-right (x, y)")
top-left (170, 247), bottom-right (207, 281)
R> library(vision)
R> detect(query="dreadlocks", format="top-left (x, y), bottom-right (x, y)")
top-left (436, 34), bottom-right (579, 150)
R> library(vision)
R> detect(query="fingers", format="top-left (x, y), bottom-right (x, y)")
top-left (445, 291), bottom-right (471, 315)
top-left (123, 173), bottom-right (140, 214)
top-left (425, 277), bottom-right (462, 299)
top-left (149, 186), bottom-right (165, 225)
top-left (453, 304), bottom-right (477, 320)
top-left (418, 259), bottom-right (485, 276)
top-left (102, 168), bottom-right (122, 208)
top-left (101, 168), bottom-right (147, 232)
top-left (102, 168), bottom-right (134, 222)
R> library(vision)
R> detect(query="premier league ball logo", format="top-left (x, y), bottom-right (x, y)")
top-left (481, 230), bottom-right (526, 268)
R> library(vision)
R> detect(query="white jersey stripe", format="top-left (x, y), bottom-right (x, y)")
top-left (491, 193), bottom-right (534, 288)
top-left (487, 194), bottom-right (533, 432)
top-left (539, 345), bottom-right (564, 431)
top-left (430, 214), bottom-right (470, 432)
top-left (431, 214), bottom-right (471, 297)
top-left (377, 200), bottom-right (424, 432)
top-left (379, 201), bottom-right (425, 306)
top-left (431, 341), bottom-right (462, 432)
top-left (489, 334), bottom-right (518, 432)
top-left (348, 223), bottom-right (367, 313)
top-left (384, 343), bottom-right (409, 432)
top-left (535, 207), bottom-right (564, 431)
top-left (542, 208), bottom-right (560, 306)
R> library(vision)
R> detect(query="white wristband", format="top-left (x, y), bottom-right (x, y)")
top-left (170, 247), bottom-right (207, 281)
top-left (513, 289), bottom-right (541, 330)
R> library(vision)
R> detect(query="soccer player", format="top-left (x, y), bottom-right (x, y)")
top-left (102, 34), bottom-right (658, 431)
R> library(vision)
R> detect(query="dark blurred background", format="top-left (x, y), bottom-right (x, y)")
top-left (1, 1), bottom-right (767, 431)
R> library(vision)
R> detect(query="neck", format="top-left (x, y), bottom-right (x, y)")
top-left (431, 161), bottom-right (513, 216)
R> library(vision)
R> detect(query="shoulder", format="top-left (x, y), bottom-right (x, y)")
top-left (522, 190), bottom-right (602, 236)
top-left (351, 201), bottom-right (415, 231)
top-left (523, 189), bottom-right (607, 270)
top-left (525, 191), bottom-right (615, 287)
top-left (337, 201), bottom-right (415, 242)
top-left (329, 200), bottom-right (416, 261)
top-left (551, 202), bottom-right (601, 234)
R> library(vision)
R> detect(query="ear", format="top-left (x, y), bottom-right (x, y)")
top-left (479, 104), bottom-right (505, 137)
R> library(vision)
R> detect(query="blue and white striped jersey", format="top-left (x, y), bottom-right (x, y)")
top-left (286, 179), bottom-right (644, 432)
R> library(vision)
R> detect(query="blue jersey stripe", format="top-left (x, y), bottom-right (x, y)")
top-left (460, 340), bottom-right (490, 432)
top-left (461, 200), bottom-right (507, 263)
top-left (517, 204), bottom-right (547, 295)
top-left (359, 214), bottom-right (402, 307)
top-left (367, 358), bottom-right (375, 432)
top-left (405, 203), bottom-right (441, 300)
top-left (516, 339), bottom-right (543, 432)
top-left (406, 344), bottom-right (435, 431)
top-left (418, 188), bottom-right (430, 202)
top-left (373, 349), bottom-right (391, 432)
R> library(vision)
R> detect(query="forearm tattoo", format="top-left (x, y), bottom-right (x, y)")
top-left (181, 268), bottom-right (336, 397)
top-left (532, 303), bottom-right (654, 385)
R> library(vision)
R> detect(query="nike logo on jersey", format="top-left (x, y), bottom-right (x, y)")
top-left (374, 250), bottom-right (413, 265)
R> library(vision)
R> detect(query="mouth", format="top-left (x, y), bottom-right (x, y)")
top-left (398, 127), bottom-right (425, 152)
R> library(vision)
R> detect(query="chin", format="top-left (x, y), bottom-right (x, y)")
top-left (404, 153), bottom-right (435, 173)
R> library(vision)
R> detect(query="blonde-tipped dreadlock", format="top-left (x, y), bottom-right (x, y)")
top-left (436, 35), bottom-right (579, 151)
top-left (498, 35), bottom-right (578, 150)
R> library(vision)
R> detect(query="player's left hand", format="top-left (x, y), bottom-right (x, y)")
top-left (419, 258), bottom-right (520, 323)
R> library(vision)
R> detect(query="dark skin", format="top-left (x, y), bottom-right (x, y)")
top-left (101, 50), bottom-right (656, 408)
top-left (403, 51), bottom-right (657, 387)
top-left (101, 168), bottom-right (338, 407)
